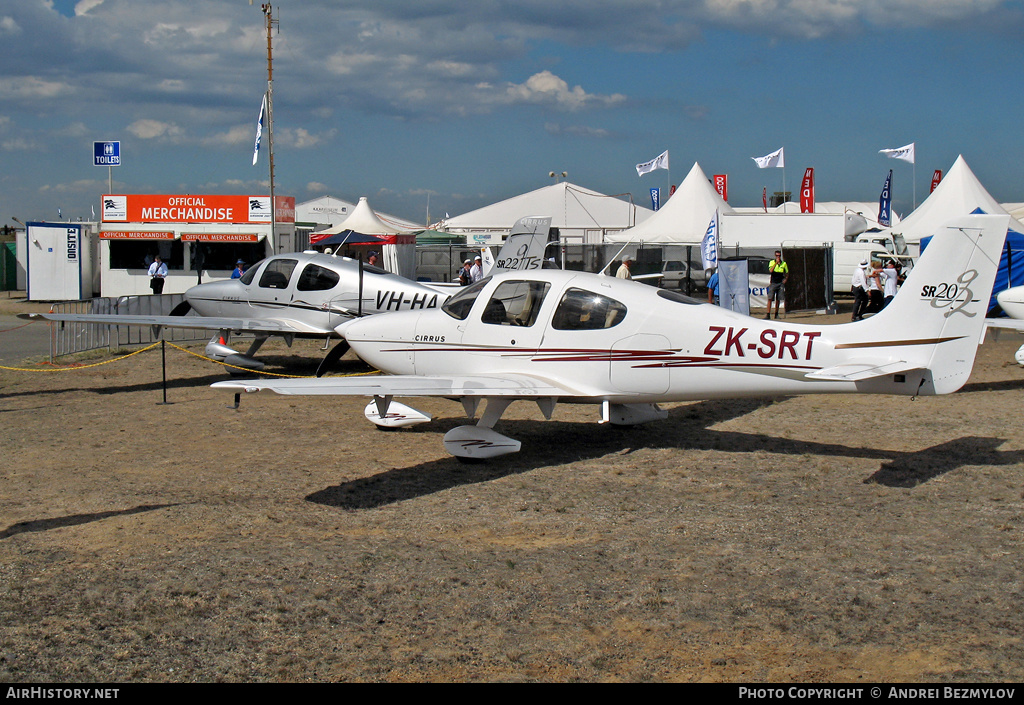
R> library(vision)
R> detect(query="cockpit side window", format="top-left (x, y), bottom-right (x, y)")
top-left (239, 260), bottom-right (264, 285)
top-left (441, 277), bottom-right (490, 320)
top-left (296, 263), bottom-right (340, 291)
top-left (258, 259), bottom-right (297, 289)
top-left (481, 280), bottom-right (550, 326)
top-left (551, 288), bottom-right (627, 330)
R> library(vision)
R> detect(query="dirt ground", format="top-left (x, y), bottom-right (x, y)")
top-left (1, 298), bottom-right (1023, 683)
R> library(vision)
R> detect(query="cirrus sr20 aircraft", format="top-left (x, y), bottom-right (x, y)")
top-left (214, 214), bottom-right (1011, 460)
top-left (19, 217), bottom-right (554, 374)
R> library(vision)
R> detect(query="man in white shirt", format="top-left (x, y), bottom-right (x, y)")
top-left (148, 255), bottom-right (168, 295)
top-left (879, 260), bottom-right (899, 309)
top-left (469, 255), bottom-right (483, 283)
top-left (616, 255), bottom-right (633, 280)
top-left (851, 259), bottom-right (868, 321)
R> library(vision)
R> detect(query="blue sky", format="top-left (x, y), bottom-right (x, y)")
top-left (3, 0), bottom-right (1023, 227)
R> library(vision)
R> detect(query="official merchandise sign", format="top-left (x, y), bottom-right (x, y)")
top-left (102, 194), bottom-right (296, 224)
top-left (94, 141), bottom-right (120, 167)
top-left (99, 231), bottom-right (176, 240)
top-left (181, 233), bottom-right (260, 243)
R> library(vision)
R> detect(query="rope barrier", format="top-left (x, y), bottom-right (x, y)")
top-left (0, 342), bottom-right (161, 372)
top-left (0, 339), bottom-right (378, 379)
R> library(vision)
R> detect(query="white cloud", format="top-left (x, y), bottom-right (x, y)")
top-left (0, 77), bottom-right (69, 99)
top-left (75, 0), bottom-right (106, 16)
top-left (0, 16), bottom-right (21, 35)
top-left (502, 71), bottom-right (626, 111)
top-left (127, 119), bottom-right (183, 140)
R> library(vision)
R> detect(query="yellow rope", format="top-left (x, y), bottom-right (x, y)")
top-left (0, 340), bottom-right (380, 378)
top-left (0, 342), bottom-right (161, 372)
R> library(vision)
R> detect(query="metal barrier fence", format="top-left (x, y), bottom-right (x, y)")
top-left (48, 294), bottom-right (208, 360)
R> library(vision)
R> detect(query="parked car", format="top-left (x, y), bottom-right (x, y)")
top-left (660, 260), bottom-right (709, 294)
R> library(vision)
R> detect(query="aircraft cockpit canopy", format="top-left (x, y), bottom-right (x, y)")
top-left (551, 288), bottom-right (627, 330)
top-left (441, 278), bottom-right (491, 320)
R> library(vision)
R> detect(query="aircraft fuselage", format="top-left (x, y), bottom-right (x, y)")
top-left (185, 251), bottom-right (450, 336)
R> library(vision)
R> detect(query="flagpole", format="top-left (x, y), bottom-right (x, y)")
top-left (262, 3), bottom-right (278, 250)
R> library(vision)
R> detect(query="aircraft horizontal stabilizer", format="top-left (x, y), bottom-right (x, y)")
top-left (804, 360), bottom-right (921, 382)
top-left (443, 426), bottom-right (521, 459)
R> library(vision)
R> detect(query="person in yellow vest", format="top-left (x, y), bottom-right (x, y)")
top-left (766, 250), bottom-right (788, 319)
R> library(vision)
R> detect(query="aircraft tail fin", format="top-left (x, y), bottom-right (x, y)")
top-left (847, 214), bottom-right (1008, 394)
top-left (484, 216), bottom-right (554, 276)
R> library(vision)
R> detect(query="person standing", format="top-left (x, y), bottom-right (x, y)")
top-left (851, 259), bottom-right (869, 321)
top-left (879, 260), bottom-right (899, 309)
top-left (458, 259), bottom-right (472, 285)
top-left (469, 255), bottom-right (484, 283)
top-left (231, 259), bottom-right (245, 279)
top-left (616, 255), bottom-right (633, 280)
top-left (866, 260), bottom-right (883, 313)
top-left (148, 255), bottom-right (168, 295)
top-left (765, 250), bottom-right (788, 319)
top-left (707, 267), bottom-right (720, 305)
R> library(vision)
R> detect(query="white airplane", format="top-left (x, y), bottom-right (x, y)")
top-left (19, 216), bottom-right (554, 374)
top-left (985, 285), bottom-right (1024, 365)
top-left (214, 214), bottom-right (1011, 460)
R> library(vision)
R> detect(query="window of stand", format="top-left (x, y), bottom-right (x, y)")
top-left (108, 240), bottom-right (184, 270)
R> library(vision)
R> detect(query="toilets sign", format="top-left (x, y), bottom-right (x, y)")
top-left (93, 141), bottom-right (121, 167)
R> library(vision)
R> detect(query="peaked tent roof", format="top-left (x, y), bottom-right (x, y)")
top-left (893, 155), bottom-right (1024, 242)
top-left (312, 196), bottom-right (411, 241)
top-left (605, 162), bottom-right (735, 243)
top-left (441, 181), bottom-right (651, 233)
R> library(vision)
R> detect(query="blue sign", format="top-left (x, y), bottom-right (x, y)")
top-left (650, 187), bottom-right (660, 211)
top-left (878, 169), bottom-right (892, 227)
top-left (94, 141), bottom-right (121, 167)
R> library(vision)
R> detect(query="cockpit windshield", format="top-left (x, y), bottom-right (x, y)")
top-left (441, 277), bottom-right (491, 320)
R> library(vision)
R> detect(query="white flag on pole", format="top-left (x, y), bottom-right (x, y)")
top-left (879, 142), bottom-right (915, 164)
top-left (252, 94), bottom-right (266, 166)
top-left (636, 150), bottom-right (669, 177)
top-left (752, 147), bottom-right (784, 169)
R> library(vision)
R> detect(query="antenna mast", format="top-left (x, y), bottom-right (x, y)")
top-left (261, 3), bottom-right (278, 248)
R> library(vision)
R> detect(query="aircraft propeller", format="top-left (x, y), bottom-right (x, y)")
top-left (169, 300), bottom-right (192, 316)
top-left (316, 339), bottom-right (350, 377)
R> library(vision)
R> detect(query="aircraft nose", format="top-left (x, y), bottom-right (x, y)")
top-left (334, 318), bottom-right (360, 339)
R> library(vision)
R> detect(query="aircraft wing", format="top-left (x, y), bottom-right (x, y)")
top-left (212, 373), bottom-right (582, 398)
top-left (17, 312), bottom-right (312, 335)
top-left (982, 318), bottom-right (1024, 344)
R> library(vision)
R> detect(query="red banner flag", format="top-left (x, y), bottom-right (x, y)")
top-left (800, 167), bottom-right (815, 213)
top-left (930, 170), bottom-right (942, 193)
top-left (713, 174), bottom-right (728, 202)
top-left (762, 187), bottom-right (767, 212)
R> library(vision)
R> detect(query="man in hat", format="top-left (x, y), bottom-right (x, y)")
top-left (458, 259), bottom-right (472, 286)
top-left (469, 254), bottom-right (484, 283)
top-left (231, 259), bottom-right (246, 279)
top-left (851, 258), bottom-right (869, 321)
top-left (367, 251), bottom-right (380, 267)
top-left (616, 255), bottom-right (633, 280)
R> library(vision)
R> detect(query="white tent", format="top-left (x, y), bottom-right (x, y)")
top-left (606, 162), bottom-right (734, 243)
top-left (315, 196), bottom-right (409, 237)
top-left (311, 197), bottom-right (415, 277)
top-left (441, 181), bottom-right (652, 244)
top-left (893, 155), bottom-right (1024, 244)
